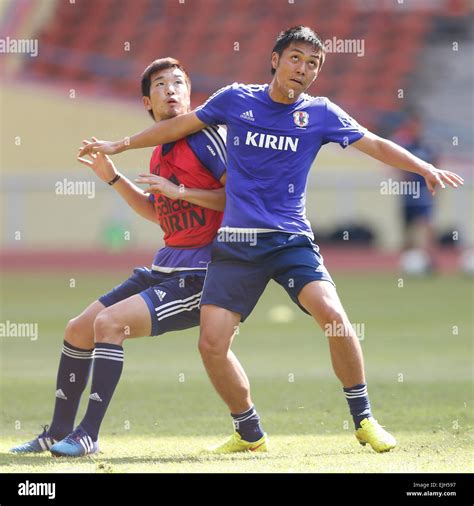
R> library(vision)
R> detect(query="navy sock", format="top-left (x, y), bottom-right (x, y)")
top-left (343, 383), bottom-right (373, 429)
top-left (231, 406), bottom-right (264, 443)
top-left (79, 343), bottom-right (124, 441)
top-left (49, 341), bottom-right (93, 440)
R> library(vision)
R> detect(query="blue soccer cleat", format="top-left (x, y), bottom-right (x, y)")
top-left (10, 425), bottom-right (57, 454)
top-left (50, 427), bottom-right (99, 457)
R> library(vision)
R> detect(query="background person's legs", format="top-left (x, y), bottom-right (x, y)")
top-left (401, 205), bottom-right (435, 274)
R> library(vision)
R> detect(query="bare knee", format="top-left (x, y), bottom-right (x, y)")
top-left (65, 316), bottom-right (94, 349)
top-left (198, 327), bottom-right (230, 360)
top-left (93, 309), bottom-right (125, 345)
top-left (321, 305), bottom-right (346, 325)
top-left (317, 305), bottom-right (354, 338)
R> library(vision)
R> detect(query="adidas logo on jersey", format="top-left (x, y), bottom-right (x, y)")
top-left (55, 389), bottom-right (67, 400)
top-left (240, 110), bottom-right (255, 122)
top-left (89, 393), bottom-right (103, 402)
top-left (154, 289), bottom-right (167, 301)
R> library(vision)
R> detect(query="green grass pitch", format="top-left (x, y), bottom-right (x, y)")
top-left (0, 271), bottom-right (472, 473)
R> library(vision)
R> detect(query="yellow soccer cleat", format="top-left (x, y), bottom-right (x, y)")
top-left (355, 417), bottom-right (396, 453)
top-left (206, 431), bottom-right (268, 454)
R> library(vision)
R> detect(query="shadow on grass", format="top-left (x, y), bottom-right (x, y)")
top-left (1, 446), bottom-right (361, 470)
top-left (94, 448), bottom-right (360, 466)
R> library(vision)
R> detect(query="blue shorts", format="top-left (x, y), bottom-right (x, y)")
top-left (200, 233), bottom-right (334, 322)
top-left (403, 203), bottom-right (433, 225)
top-left (99, 268), bottom-right (205, 336)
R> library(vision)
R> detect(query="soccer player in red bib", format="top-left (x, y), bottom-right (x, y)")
top-left (10, 58), bottom-right (226, 457)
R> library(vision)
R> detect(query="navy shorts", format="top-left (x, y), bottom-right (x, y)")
top-left (200, 232), bottom-right (334, 322)
top-left (99, 268), bottom-right (205, 336)
top-left (403, 203), bottom-right (433, 225)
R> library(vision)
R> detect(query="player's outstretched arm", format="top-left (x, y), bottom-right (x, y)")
top-left (78, 112), bottom-right (206, 157)
top-left (351, 131), bottom-right (464, 195)
top-left (77, 140), bottom-right (158, 223)
top-left (135, 173), bottom-right (226, 212)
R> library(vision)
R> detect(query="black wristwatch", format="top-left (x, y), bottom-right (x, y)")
top-left (108, 174), bottom-right (121, 186)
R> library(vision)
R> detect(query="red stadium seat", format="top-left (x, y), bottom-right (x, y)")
top-left (24, 0), bottom-right (437, 130)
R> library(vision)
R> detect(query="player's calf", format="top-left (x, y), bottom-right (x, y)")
top-left (67, 295), bottom-right (149, 446)
top-left (298, 281), bottom-right (396, 450)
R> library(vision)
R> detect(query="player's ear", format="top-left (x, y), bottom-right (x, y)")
top-left (271, 52), bottom-right (279, 73)
top-left (142, 96), bottom-right (152, 111)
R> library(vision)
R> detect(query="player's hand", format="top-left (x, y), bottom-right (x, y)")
top-left (422, 165), bottom-right (464, 196)
top-left (77, 139), bottom-right (118, 183)
top-left (78, 138), bottom-right (126, 157)
top-left (135, 173), bottom-right (182, 200)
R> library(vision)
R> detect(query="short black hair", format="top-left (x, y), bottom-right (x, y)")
top-left (271, 26), bottom-right (325, 75)
top-left (140, 57), bottom-right (191, 119)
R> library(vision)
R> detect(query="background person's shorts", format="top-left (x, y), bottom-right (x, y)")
top-left (403, 202), bottom-right (433, 225)
top-left (99, 267), bottom-right (205, 336)
top-left (200, 232), bottom-right (334, 322)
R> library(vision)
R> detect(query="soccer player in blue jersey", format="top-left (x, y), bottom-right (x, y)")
top-left (11, 58), bottom-right (227, 457)
top-left (79, 27), bottom-right (464, 453)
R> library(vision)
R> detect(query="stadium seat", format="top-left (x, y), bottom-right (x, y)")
top-left (23, 0), bottom-right (440, 131)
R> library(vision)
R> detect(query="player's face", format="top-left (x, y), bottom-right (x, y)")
top-left (143, 68), bottom-right (191, 121)
top-left (272, 42), bottom-right (323, 100)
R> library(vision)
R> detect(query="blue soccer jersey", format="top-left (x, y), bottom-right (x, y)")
top-left (195, 83), bottom-right (365, 238)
